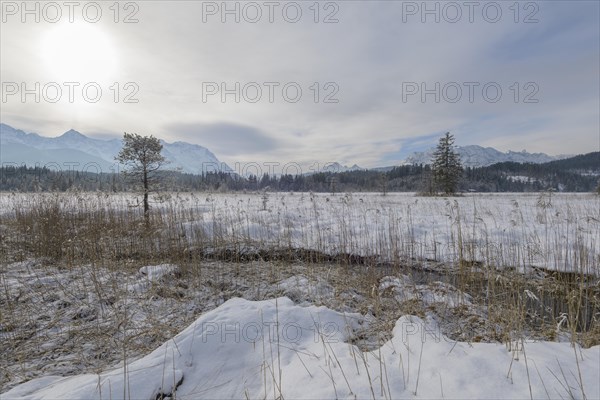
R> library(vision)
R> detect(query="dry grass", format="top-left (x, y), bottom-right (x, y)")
top-left (1, 191), bottom-right (599, 392)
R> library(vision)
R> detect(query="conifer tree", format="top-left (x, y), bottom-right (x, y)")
top-left (431, 132), bottom-right (463, 195)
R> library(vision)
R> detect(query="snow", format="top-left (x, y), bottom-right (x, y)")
top-left (4, 297), bottom-right (598, 399)
top-left (4, 191), bottom-right (597, 274)
top-left (379, 275), bottom-right (473, 307)
top-left (1, 191), bottom-right (599, 398)
top-left (129, 264), bottom-right (179, 294)
top-left (507, 175), bottom-right (534, 183)
top-left (0, 124), bottom-right (230, 175)
top-left (138, 264), bottom-right (178, 282)
top-left (404, 145), bottom-right (568, 167)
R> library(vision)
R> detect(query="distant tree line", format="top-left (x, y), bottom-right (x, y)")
top-left (2, 151), bottom-right (598, 193)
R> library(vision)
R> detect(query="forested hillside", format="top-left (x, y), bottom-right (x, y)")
top-left (2, 153), bottom-right (598, 193)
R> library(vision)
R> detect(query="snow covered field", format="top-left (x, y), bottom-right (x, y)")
top-left (2, 191), bottom-right (599, 274)
top-left (1, 191), bottom-right (599, 398)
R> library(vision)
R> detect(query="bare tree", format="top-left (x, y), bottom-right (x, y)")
top-left (115, 133), bottom-right (166, 219)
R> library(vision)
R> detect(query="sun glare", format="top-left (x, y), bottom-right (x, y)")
top-left (41, 23), bottom-right (117, 82)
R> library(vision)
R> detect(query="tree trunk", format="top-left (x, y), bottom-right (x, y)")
top-left (143, 168), bottom-right (149, 221)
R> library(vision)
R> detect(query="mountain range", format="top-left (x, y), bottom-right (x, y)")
top-left (0, 124), bottom-right (230, 175)
top-left (0, 124), bottom-right (574, 173)
top-left (401, 145), bottom-right (570, 167)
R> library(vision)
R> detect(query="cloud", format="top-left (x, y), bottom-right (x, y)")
top-left (1, 1), bottom-right (598, 167)
top-left (165, 122), bottom-right (282, 157)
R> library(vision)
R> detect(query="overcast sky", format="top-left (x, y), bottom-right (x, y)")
top-left (1, 0), bottom-right (599, 167)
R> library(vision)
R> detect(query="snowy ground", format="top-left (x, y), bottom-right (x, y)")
top-left (4, 295), bottom-right (599, 399)
top-left (1, 257), bottom-right (599, 398)
top-left (1, 191), bottom-right (599, 274)
top-left (0, 258), bottom-right (473, 392)
top-left (1, 191), bottom-right (599, 398)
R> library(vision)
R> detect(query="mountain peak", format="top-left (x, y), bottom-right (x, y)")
top-left (320, 162), bottom-right (363, 173)
top-left (61, 129), bottom-right (85, 138)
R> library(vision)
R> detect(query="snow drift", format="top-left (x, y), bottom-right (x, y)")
top-left (3, 297), bottom-right (599, 399)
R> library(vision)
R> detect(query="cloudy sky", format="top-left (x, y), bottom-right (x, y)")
top-left (1, 1), bottom-right (598, 168)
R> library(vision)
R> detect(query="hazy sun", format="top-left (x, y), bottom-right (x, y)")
top-left (41, 23), bottom-right (117, 82)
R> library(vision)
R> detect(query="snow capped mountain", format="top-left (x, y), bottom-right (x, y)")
top-left (0, 124), bottom-right (231, 174)
top-left (321, 162), bottom-right (363, 173)
top-left (299, 162), bottom-right (363, 176)
top-left (159, 140), bottom-right (229, 174)
top-left (1, 124), bottom-right (573, 175)
top-left (1, 142), bottom-right (115, 171)
top-left (403, 145), bottom-right (569, 167)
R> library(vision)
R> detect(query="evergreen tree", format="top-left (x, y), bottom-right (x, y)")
top-left (431, 132), bottom-right (463, 195)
